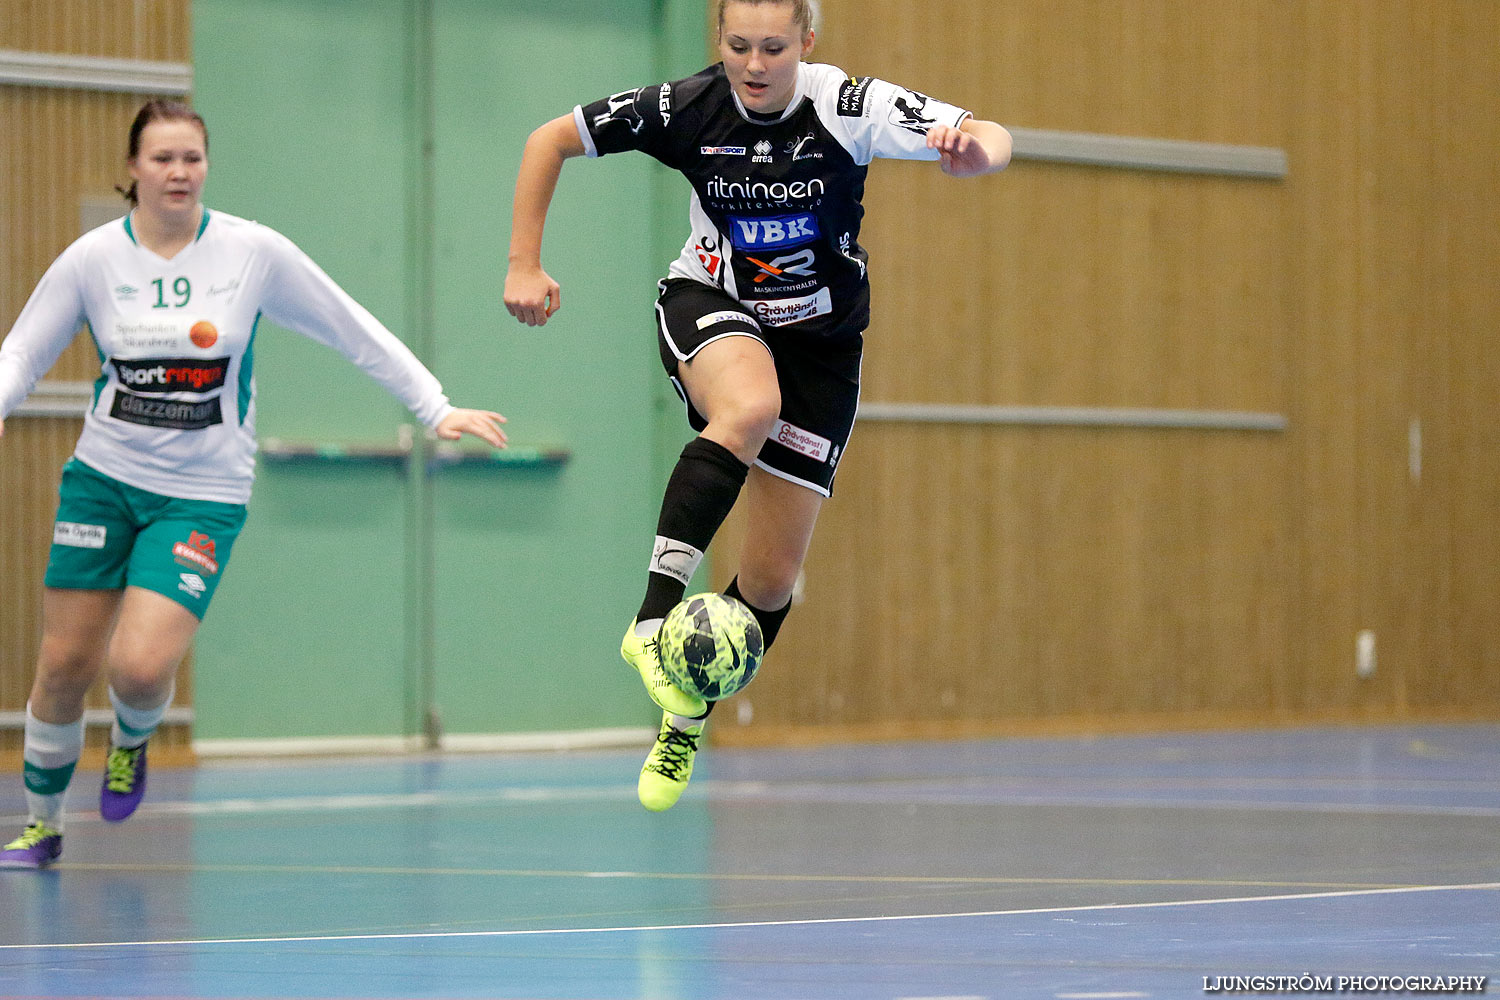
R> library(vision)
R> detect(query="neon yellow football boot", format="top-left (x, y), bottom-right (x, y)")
top-left (621, 619), bottom-right (706, 718)
top-left (638, 712), bottom-right (704, 812)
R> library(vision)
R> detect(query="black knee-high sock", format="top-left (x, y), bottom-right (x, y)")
top-left (638, 437), bottom-right (749, 622)
top-left (724, 575), bottom-right (793, 650)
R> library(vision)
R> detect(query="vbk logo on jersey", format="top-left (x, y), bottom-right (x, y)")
top-left (728, 213), bottom-right (820, 250)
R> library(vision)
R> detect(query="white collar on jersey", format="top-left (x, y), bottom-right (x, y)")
top-left (729, 62), bottom-right (809, 125)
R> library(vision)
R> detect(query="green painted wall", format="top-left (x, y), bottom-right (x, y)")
top-left (192, 0), bottom-right (708, 740)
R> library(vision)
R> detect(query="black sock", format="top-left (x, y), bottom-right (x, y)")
top-left (725, 575), bottom-right (793, 650)
top-left (638, 437), bottom-right (749, 622)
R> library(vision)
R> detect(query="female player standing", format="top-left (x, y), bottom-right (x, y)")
top-left (504, 0), bottom-right (1010, 811)
top-left (0, 100), bottom-right (508, 868)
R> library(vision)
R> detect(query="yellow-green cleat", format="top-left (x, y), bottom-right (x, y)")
top-left (621, 619), bottom-right (706, 718)
top-left (638, 713), bottom-right (704, 812)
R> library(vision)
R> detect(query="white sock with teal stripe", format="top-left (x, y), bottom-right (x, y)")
top-left (22, 704), bottom-right (86, 831)
top-left (108, 684), bottom-right (173, 750)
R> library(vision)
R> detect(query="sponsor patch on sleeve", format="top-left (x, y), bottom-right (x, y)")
top-left (837, 76), bottom-right (874, 117)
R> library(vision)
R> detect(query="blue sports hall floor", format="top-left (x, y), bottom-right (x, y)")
top-left (1, 723), bottom-right (1496, 999)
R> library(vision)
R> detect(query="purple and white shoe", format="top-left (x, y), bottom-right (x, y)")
top-left (100, 742), bottom-right (148, 822)
top-left (0, 823), bottom-right (63, 869)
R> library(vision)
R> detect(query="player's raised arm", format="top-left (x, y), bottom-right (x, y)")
top-left (927, 118), bottom-right (1012, 178)
top-left (504, 114), bottom-right (587, 327)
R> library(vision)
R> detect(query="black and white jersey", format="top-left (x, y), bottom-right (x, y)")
top-left (575, 62), bottom-right (970, 344)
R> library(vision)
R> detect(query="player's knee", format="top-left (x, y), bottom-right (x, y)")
top-left (737, 563), bottom-right (798, 610)
top-left (731, 392), bottom-right (780, 440)
top-left (710, 392), bottom-right (780, 458)
top-left (32, 642), bottom-right (102, 702)
top-left (106, 642), bottom-right (181, 704)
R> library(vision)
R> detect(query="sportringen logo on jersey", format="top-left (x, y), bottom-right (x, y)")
top-left (112, 357), bottom-right (229, 394)
top-left (728, 213), bottom-right (820, 250)
top-left (701, 145), bottom-right (748, 155)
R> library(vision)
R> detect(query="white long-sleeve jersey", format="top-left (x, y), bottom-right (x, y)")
top-left (0, 209), bottom-right (453, 503)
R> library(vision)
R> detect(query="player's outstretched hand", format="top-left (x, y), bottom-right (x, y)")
top-left (437, 408), bottom-right (508, 448)
top-left (0, 416), bottom-right (5, 439)
top-left (928, 124), bottom-right (995, 178)
top-left (504, 264), bottom-right (561, 327)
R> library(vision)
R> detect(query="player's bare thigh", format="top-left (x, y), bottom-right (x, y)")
top-left (678, 334), bottom-right (780, 464)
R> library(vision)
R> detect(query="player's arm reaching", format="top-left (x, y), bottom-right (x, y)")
top-left (503, 114), bottom-right (587, 328)
top-left (927, 118), bottom-right (1012, 178)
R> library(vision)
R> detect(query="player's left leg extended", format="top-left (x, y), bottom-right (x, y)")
top-left (638, 469), bottom-right (822, 811)
top-left (98, 587), bottom-right (200, 822)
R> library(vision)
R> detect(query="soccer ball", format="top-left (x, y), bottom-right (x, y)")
top-left (658, 592), bottom-right (764, 701)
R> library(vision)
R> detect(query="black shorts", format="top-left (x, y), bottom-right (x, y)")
top-left (655, 278), bottom-right (861, 496)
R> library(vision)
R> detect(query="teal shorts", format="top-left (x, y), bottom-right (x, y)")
top-left (43, 459), bottom-right (248, 619)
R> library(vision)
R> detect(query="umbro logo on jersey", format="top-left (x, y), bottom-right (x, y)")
top-left (701, 145), bottom-right (747, 155)
top-left (114, 284), bottom-right (139, 300)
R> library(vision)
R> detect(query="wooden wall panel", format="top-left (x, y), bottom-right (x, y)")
top-left (709, 0), bottom-right (1500, 744)
top-left (1421, 2), bottom-right (1500, 708)
top-left (0, 0), bottom-right (191, 60)
top-left (1, 0), bottom-right (194, 759)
